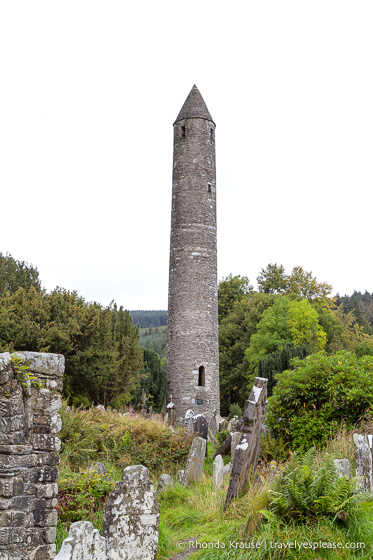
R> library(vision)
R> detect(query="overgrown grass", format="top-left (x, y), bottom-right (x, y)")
top-left (56, 405), bottom-right (373, 559)
top-left (59, 402), bottom-right (192, 477)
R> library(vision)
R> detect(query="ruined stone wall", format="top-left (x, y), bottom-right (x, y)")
top-left (0, 351), bottom-right (64, 560)
top-left (166, 86), bottom-right (220, 424)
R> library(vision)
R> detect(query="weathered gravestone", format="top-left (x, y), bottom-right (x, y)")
top-left (333, 459), bottom-right (351, 479)
top-left (103, 465), bottom-right (160, 560)
top-left (55, 465), bottom-right (160, 560)
top-left (87, 462), bottom-right (108, 477)
top-left (166, 400), bottom-right (176, 427)
top-left (186, 417), bottom-right (194, 438)
top-left (219, 419), bottom-right (228, 432)
top-left (193, 414), bottom-right (208, 440)
top-left (156, 474), bottom-right (174, 495)
top-left (353, 433), bottom-right (373, 492)
top-left (225, 377), bottom-right (268, 510)
top-left (231, 431), bottom-right (241, 463)
top-left (0, 351), bottom-right (64, 560)
top-left (182, 437), bottom-right (206, 486)
top-left (213, 454), bottom-right (224, 489)
top-left (54, 521), bottom-right (107, 560)
top-left (208, 410), bottom-right (220, 436)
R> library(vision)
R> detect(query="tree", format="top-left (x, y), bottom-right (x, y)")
top-left (258, 343), bottom-right (309, 397)
top-left (257, 263), bottom-right (333, 301)
top-left (219, 291), bottom-right (276, 413)
top-left (0, 252), bottom-right (41, 296)
top-left (286, 266), bottom-right (332, 301)
top-left (0, 286), bottom-right (144, 408)
top-left (135, 348), bottom-right (168, 411)
top-left (245, 297), bottom-right (327, 371)
top-left (218, 274), bottom-right (252, 322)
top-left (257, 263), bottom-right (287, 294)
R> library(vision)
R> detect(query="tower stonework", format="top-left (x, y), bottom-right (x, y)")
top-left (166, 85), bottom-right (220, 424)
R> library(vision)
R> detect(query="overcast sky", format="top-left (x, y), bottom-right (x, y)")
top-left (1, 1), bottom-right (372, 310)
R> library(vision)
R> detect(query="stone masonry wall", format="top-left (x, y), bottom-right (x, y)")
top-left (0, 351), bottom-right (64, 560)
top-left (166, 85), bottom-right (220, 424)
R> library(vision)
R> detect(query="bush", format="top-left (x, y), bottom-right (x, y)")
top-left (266, 351), bottom-right (373, 450)
top-left (228, 403), bottom-right (242, 421)
top-left (266, 447), bottom-right (361, 524)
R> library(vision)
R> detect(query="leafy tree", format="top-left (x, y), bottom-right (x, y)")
top-left (257, 263), bottom-right (287, 294)
top-left (0, 252), bottom-right (41, 296)
top-left (218, 274), bottom-right (252, 321)
top-left (266, 351), bottom-right (373, 450)
top-left (245, 297), bottom-right (327, 370)
top-left (257, 263), bottom-right (332, 301)
top-left (328, 305), bottom-right (373, 355)
top-left (219, 292), bottom-right (276, 413)
top-left (286, 266), bottom-right (333, 301)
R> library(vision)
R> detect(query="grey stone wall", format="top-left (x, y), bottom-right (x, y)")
top-left (0, 351), bottom-right (64, 560)
top-left (166, 85), bottom-right (220, 424)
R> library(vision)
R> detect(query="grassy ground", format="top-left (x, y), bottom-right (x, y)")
top-left (56, 406), bottom-right (373, 559)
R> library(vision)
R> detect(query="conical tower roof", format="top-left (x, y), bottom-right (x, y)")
top-left (174, 85), bottom-right (214, 124)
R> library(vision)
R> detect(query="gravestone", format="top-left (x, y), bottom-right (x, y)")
top-left (183, 437), bottom-right (206, 486)
top-left (230, 416), bottom-right (240, 432)
top-left (208, 410), bottom-right (218, 436)
top-left (54, 521), bottom-right (107, 560)
top-left (186, 417), bottom-right (194, 438)
top-left (333, 459), bottom-right (351, 479)
top-left (213, 454), bottom-right (224, 489)
top-left (156, 474), bottom-right (174, 495)
top-left (87, 462), bottom-right (108, 477)
top-left (225, 377), bottom-right (268, 509)
top-left (193, 414), bottom-right (208, 440)
top-left (231, 431), bottom-right (241, 463)
top-left (177, 470), bottom-right (185, 485)
top-left (353, 433), bottom-right (373, 492)
top-left (219, 419), bottom-right (228, 432)
top-left (223, 462), bottom-right (231, 477)
top-left (102, 465), bottom-right (160, 560)
top-left (166, 400), bottom-right (176, 427)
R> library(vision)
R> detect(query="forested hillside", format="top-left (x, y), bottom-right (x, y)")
top-left (129, 310), bottom-right (167, 328)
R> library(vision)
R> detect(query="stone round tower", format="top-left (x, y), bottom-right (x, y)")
top-left (166, 85), bottom-right (220, 424)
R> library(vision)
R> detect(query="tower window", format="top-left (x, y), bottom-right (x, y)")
top-left (210, 128), bottom-right (214, 139)
top-left (207, 183), bottom-right (212, 193)
top-left (181, 125), bottom-right (186, 138)
top-left (198, 365), bottom-right (205, 387)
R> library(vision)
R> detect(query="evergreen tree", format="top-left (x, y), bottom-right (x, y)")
top-left (0, 252), bottom-right (41, 296)
top-left (258, 343), bottom-right (308, 397)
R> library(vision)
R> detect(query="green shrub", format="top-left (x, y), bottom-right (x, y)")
top-left (228, 403), bottom-right (242, 421)
top-left (216, 430), bottom-right (230, 447)
top-left (266, 351), bottom-right (373, 450)
top-left (265, 447), bottom-right (361, 524)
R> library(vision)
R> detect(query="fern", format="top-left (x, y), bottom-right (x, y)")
top-left (268, 448), bottom-right (362, 524)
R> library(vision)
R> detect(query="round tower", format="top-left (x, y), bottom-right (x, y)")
top-left (166, 85), bottom-right (220, 424)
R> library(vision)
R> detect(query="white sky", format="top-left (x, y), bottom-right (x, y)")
top-left (1, 1), bottom-right (372, 310)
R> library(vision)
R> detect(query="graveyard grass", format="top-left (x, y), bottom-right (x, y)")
top-left (57, 406), bottom-right (373, 559)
